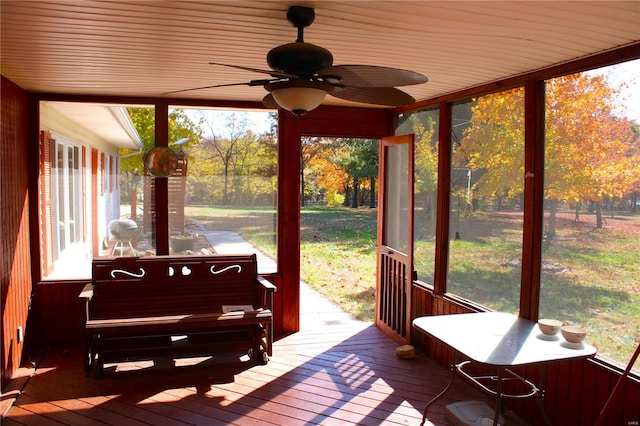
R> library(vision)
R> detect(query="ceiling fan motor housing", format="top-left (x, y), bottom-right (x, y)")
top-left (267, 42), bottom-right (333, 78)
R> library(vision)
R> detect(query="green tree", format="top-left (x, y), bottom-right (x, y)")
top-left (122, 107), bottom-right (203, 203)
top-left (201, 112), bottom-right (252, 204)
top-left (123, 107), bottom-right (203, 173)
top-left (186, 111), bottom-right (277, 206)
top-left (304, 138), bottom-right (380, 208)
top-left (332, 138), bottom-right (379, 208)
top-left (411, 112), bottom-right (439, 231)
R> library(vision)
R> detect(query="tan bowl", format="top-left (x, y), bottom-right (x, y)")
top-left (561, 325), bottom-right (587, 343)
top-left (538, 319), bottom-right (562, 336)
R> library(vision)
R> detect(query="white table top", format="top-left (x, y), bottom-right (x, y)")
top-left (413, 312), bottom-right (597, 367)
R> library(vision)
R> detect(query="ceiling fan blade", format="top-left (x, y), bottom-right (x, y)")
top-left (262, 93), bottom-right (279, 109)
top-left (329, 86), bottom-right (416, 106)
top-left (318, 65), bottom-right (427, 88)
top-left (163, 78), bottom-right (277, 95)
top-left (209, 62), bottom-right (298, 79)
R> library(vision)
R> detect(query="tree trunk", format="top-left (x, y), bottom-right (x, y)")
top-left (519, 193), bottom-right (524, 211)
top-left (223, 162), bottom-right (229, 204)
top-left (300, 157), bottom-right (306, 207)
top-left (596, 200), bottom-right (603, 228)
top-left (547, 198), bottom-right (558, 239)
top-left (351, 177), bottom-right (359, 208)
top-left (369, 176), bottom-right (376, 208)
top-left (574, 201), bottom-right (580, 221)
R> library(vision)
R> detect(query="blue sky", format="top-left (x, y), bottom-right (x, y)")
top-left (181, 108), bottom-right (273, 138)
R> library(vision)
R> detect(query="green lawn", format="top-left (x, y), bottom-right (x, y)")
top-left (186, 205), bottom-right (277, 259)
top-left (300, 207), bottom-right (378, 321)
top-left (186, 204), bottom-right (639, 367)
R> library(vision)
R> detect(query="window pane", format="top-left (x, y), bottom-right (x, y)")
top-left (167, 108), bottom-right (278, 274)
top-left (397, 108), bottom-right (439, 284)
top-left (447, 91), bottom-right (525, 313)
top-left (55, 142), bottom-right (65, 254)
top-left (109, 107), bottom-right (155, 260)
top-left (40, 101), bottom-right (153, 280)
top-left (540, 61), bottom-right (640, 368)
top-left (383, 143), bottom-right (409, 253)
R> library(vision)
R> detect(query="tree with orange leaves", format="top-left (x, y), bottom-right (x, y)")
top-left (545, 72), bottom-right (639, 230)
top-left (459, 71), bottom-right (639, 236)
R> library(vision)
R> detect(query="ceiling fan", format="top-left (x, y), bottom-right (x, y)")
top-left (166, 5), bottom-right (428, 116)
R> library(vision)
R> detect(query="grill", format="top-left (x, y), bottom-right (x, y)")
top-left (108, 219), bottom-right (138, 256)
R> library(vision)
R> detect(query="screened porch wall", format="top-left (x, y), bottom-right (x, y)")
top-left (2, 49), bottom-right (640, 422)
top-left (1, 76), bottom-right (33, 385)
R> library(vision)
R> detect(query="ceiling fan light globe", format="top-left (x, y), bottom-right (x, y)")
top-left (266, 80), bottom-right (333, 116)
top-left (271, 87), bottom-right (327, 116)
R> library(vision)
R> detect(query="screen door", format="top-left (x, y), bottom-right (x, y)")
top-left (376, 134), bottom-right (414, 344)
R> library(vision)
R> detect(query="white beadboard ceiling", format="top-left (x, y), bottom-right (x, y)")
top-left (1, 1), bottom-right (639, 109)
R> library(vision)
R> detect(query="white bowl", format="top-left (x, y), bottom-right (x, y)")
top-left (561, 325), bottom-right (587, 344)
top-left (538, 319), bottom-right (562, 336)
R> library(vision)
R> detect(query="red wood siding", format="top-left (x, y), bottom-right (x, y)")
top-left (1, 76), bottom-right (32, 384)
top-left (410, 286), bottom-right (432, 349)
top-left (100, 152), bottom-right (105, 195)
top-left (31, 281), bottom-right (88, 346)
top-left (91, 148), bottom-right (100, 256)
top-left (81, 146), bottom-right (87, 242)
top-left (38, 130), bottom-right (54, 276)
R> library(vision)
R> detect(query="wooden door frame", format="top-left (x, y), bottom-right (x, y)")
top-left (375, 134), bottom-right (415, 344)
top-left (278, 107), bottom-right (393, 334)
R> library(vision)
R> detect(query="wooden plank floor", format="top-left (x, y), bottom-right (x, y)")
top-left (2, 283), bottom-right (495, 426)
